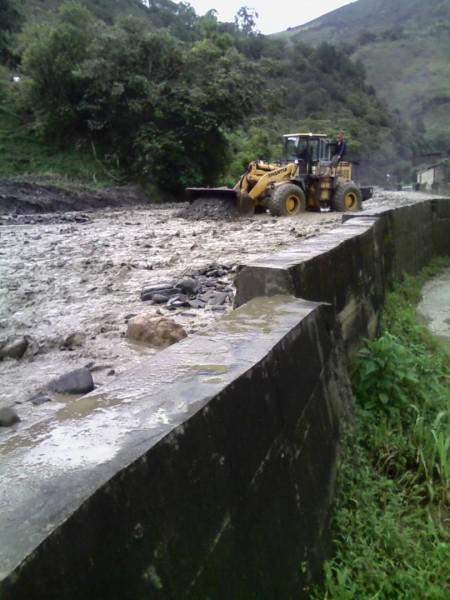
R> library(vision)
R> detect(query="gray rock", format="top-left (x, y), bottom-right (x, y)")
top-left (62, 332), bottom-right (86, 348)
top-left (188, 298), bottom-right (206, 309)
top-left (0, 407), bottom-right (20, 427)
top-left (30, 395), bottom-right (52, 406)
top-left (141, 282), bottom-right (174, 294)
top-left (49, 368), bottom-right (94, 395)
top-left (0, 337), bottom-right (28, 360)
top-left (208, 292), bottom-right (229, 306)
top-left (141, 284), bottom-right (179, 302)
top-left (176, 277), bottom-right (198, 295)
top-left (167, 294), bottom-right (189, 309)
top-left (151, 294), bottom-right (171, 304)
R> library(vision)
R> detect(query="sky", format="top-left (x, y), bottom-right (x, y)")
top-left (178, 1), bottom-right (355, 35)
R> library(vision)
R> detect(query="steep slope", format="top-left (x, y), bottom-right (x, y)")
top-left (0, 0), bottom-right (415, 189)
top-left (277, 0), bottom-right (450, 150)
top-left (17, 0), bottom-right (177, 25)
top-left (279, 0), bottom-right (450, 45)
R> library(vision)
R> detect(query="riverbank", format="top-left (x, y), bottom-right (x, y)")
top-left (312, 258), bottom-right (450, 598)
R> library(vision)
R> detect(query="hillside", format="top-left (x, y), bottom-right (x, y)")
top-left (0, 0), bottom-right (416, 191)
top-left (17, 0), bottom-right (176, 24)
top-left (276, 0), bottom-right (450, 151)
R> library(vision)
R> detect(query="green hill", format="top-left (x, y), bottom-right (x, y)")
top-left (276, 0), bottom-right (450, 151)
top-left (17, 0), bottom-right (176, 24)
top-left (0, 0), bottom-right (416, 190)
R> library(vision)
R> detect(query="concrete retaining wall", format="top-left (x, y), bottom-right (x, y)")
top-left (235, 199), bottom-right (450, 350)
top-left (1, 198), bottom-right (449, 599)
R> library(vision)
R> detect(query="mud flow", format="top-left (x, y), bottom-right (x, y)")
top-left (0, 189), bottom-right (437, 422)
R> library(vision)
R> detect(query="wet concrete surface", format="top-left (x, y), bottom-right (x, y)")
top-left (418, 267), bottom-right (450, 350)
top-left (0, 189), bottom-right (438, 417)
top-left (0, 295), bottom-right (328, 584)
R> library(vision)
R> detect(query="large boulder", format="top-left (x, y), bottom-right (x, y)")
top-left (127, 315), bottom-right (187, 348)
top-left (49, 368), bottom-right (94, 395)
top-left (0, 337), bottom-right (29, 360)
top-left (0, 407), bottom-right (20, 427)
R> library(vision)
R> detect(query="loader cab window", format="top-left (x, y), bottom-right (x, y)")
top-left (319, 139), bottom-right (331, 161)
top-left (285, 137), bottom-right (301, 161)
top-left (284, 136), bottom-right (316, 162)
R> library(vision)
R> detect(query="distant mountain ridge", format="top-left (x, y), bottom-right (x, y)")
top-left (276, 0), bottom-right (450, 151)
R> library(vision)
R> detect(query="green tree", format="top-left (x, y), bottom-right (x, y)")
top-left (0, 0), bottom-right (22, 64)
top-left (234, 6), bottom-right (259, 35)
top-left (20, 2), bottom-right (96, 139)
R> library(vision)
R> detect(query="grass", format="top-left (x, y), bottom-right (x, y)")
top-left (0, 102), bottom-right (118, 189)
top-left (311, 258), bottom-right (450, 599)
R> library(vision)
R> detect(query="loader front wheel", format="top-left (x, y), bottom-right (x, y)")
top-left (269, 184), bottom-right (306, 217)
top-left (332, 182), bottom-right (362, 212)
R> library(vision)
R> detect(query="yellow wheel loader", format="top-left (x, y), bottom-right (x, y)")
top-left (186, 133), bottom-right (372, 216)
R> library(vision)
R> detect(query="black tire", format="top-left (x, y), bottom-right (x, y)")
top-left (332, 182), bottom-right (362, 212)
top-left (268, 184), bottom-right (306, 217)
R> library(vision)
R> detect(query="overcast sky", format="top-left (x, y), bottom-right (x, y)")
top-left (179, 1), bottom-right (355, 34)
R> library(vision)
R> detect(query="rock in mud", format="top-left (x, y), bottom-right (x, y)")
top-left (176, 277), bottom-right (198, 294)
top-left (207, 291), bottom-right (229, 306)
top-left (62, 332), bottom-right (86, 349)
top-left (127, 314), bottom-right (187, 348)
top-left (151, 293), bottom-right (171, 304)
top-left (167, 294), bottom-right (190, 309)
top-left (0, 337), bottom-right (28, 360)
top-left (0, 407), bottom-right (20, 427)
top-left (188, 298), bottom-right (206, 309)
top-left (140, 283), bottom-right (178, 302)
top-left (30, 394), bottom-right (52, 406)
top-left (49, 367), bottom-right (94, 395)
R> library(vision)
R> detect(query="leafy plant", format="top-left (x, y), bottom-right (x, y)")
top-left (312, 258), bottom-right (450, 598)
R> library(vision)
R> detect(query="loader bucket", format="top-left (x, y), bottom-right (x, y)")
top-left (185, 187), bottom-right (254, 216)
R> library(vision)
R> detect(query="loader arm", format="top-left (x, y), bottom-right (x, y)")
top-left (236, 161), bottom-right (298, 201)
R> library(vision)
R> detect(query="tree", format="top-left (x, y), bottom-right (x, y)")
top-left (0, 0), bottom-right (22, 64)
top-left (20, 2), bottom-right (96, 139)
top-left (234, 6), bottom-right (259, 35)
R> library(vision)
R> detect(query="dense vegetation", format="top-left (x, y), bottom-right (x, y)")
top-left (277, 0), bottom-right (450, 155)
top-left (0, 0), bottom-right (416, 193)
top-left (311, 259), bottom-right (450, 598)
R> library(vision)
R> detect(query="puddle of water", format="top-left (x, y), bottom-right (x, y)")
top-left (417, 267), bottom-right (450, 350)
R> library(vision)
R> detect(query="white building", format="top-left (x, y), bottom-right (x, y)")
top-left (417, 163), bottom-right (447, 190)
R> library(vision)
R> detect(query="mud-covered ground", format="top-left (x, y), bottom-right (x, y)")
top-left (0, 188), bottom-right (439, 416)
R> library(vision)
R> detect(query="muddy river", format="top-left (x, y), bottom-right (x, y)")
top-left (0, 189), bottom-right (437, 419)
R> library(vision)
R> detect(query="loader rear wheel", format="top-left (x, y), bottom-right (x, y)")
top-left (332, 183), bottom-right (362, 212)
top-left (269, 184), bottom-right (306, 217)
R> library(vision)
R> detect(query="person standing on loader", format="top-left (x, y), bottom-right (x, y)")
top-left (331, 131), bottom-right (347, 167)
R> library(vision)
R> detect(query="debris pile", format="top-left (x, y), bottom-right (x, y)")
top-left (140, 263), bottom-right (235, 312)
top-left (177, 198), bottom-right (248, 221)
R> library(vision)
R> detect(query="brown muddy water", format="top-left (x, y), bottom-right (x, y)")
top-left (0, 204), bottom-right (342, 415)
top-left (0, 189), bottom-right (437, 422)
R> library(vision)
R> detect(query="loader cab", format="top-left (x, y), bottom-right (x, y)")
top-left (283, 133), bottom-right (331, 173)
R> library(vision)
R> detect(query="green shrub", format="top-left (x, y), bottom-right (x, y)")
top-left (313, 259), bottom-right (450, 598)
